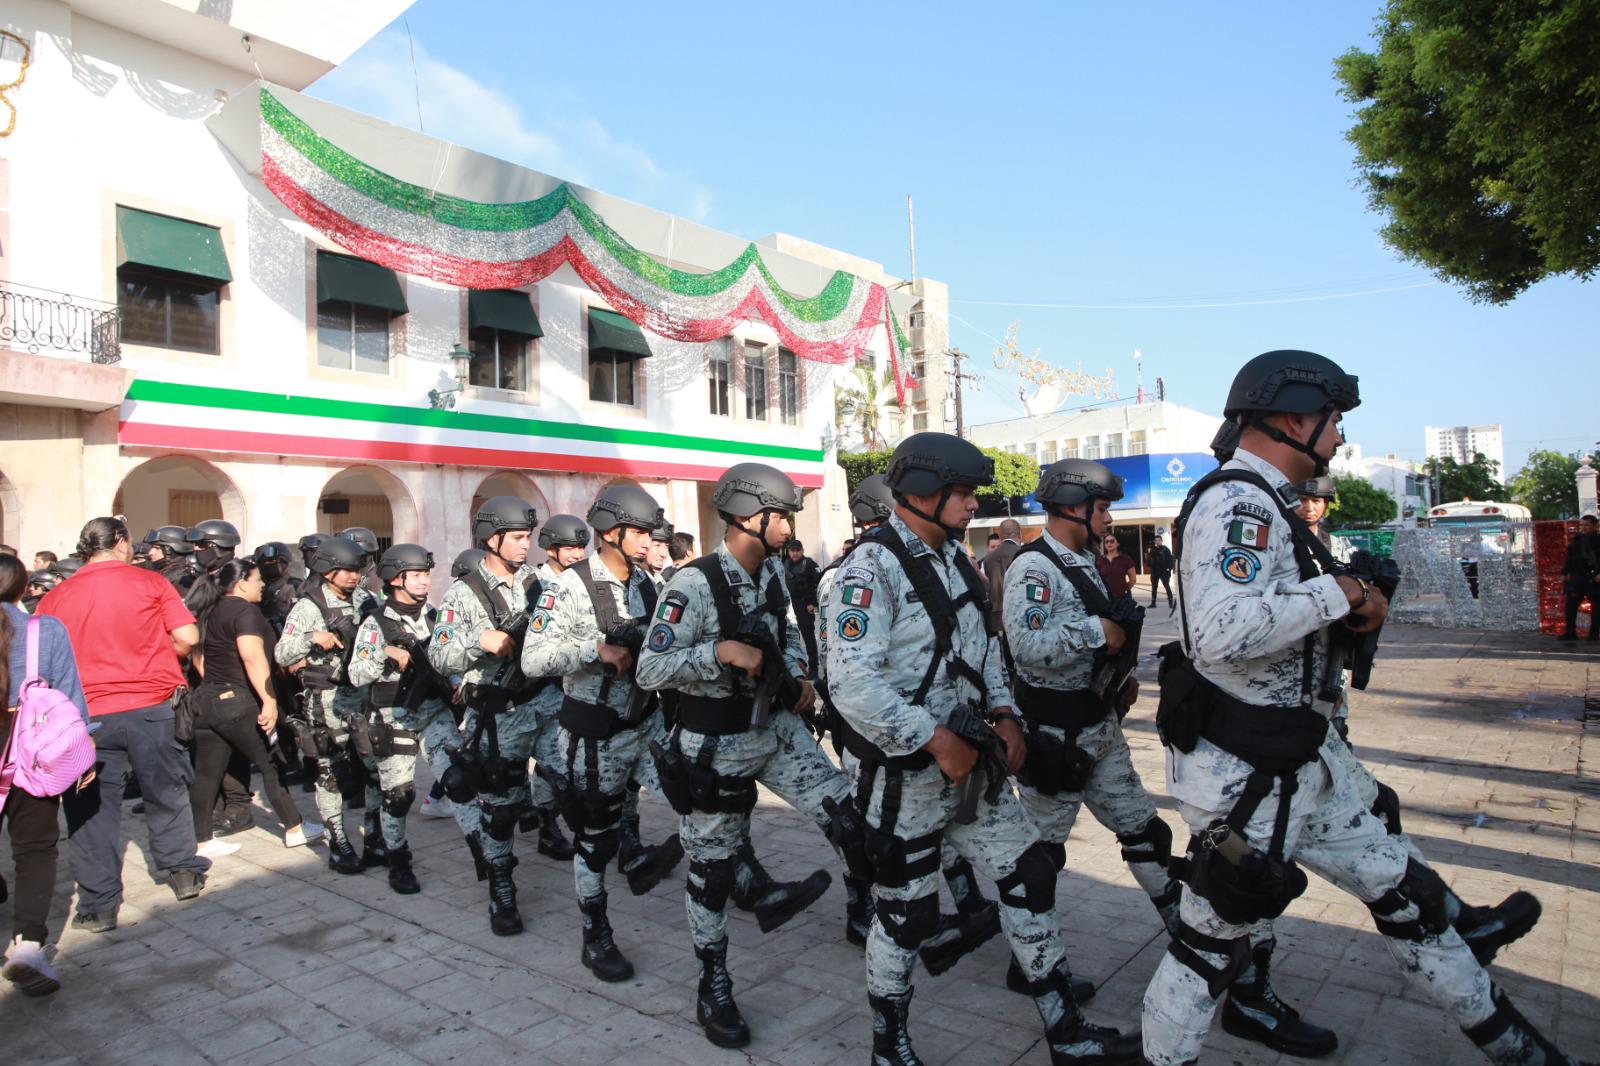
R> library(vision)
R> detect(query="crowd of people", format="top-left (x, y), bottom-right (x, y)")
top-left (0, 349), bottom-right (1587, 1066)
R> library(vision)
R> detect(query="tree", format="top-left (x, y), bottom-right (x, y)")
top-left (837, 450), bottom-right (891, 494)
top-left (1509, 449), bottom-right (1581, 519)
top-left (1422, 453), bottom-right (1507, 503)
top-left (1327, 475), bottom-right (1397, 528)
top-left (833, 364), bottom-right (899, 451)
top-left (1334, 1), bottom-right (1600, 303)
top-left (980, 448), bottom-right (1040, 500)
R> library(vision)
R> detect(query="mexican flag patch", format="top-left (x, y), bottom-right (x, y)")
top-left (1025, 583), bottom-right (1050, 603)
top-left (657, 600), bottom-right (684, 623)
top-left (536, 591), bottom-right (557, 610)
top-left (1227, 520), bottom-right (1270, 549)
top-left (840, 586), bottom-right (873, 608)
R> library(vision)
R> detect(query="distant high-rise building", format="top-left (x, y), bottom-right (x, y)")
top-left (1424, 424), bottom-right (1505, 480)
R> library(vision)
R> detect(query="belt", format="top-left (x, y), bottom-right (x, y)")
top-left (675, 693), bottom-right (754, 736)
top-left (1013, 680), bottom-right (1110, 730)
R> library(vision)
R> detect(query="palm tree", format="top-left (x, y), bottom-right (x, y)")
top-left (833, 363), bottom-right (899, 450)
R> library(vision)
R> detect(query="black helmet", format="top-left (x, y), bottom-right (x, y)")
top-left (309, 534), bottom-right (368, 575)
top-left (849, 474), bottom-right (895, 525)
top-left (48, 557), bottom-right (85, 580)
top-left (651, 520), bottom-right (674, 544)
top-left (885, 433), bottom-right (995, 497)
top-left (297, 533), bottom-right (328, 558)
top-left (588, 484), bottom-right (664, 534)
top-left (254, 541), bottom-right (293, 563)
top-left (1297, 476), bottom-right (1337, 500)
top-left (1210, 420), bottom-right (1241, 464)
top-left (451, 548), bottom-right (486, 578)
top-left (538, 514), bottom-right (590, 551)
top-left (711, 463), bottom-right (803, 518)
top-left (185, 519), bottom-right (240, 548)
top-left (378, 543), bottom-right (435, 583)
top-left (1035, 459), bottom-right (1124, 509)
top-left (338, 526), bottom-right (380, 558)
top-left (145, 525), bottom-right (194, 554)
top-left (1223, 350), bottom-right (1360, 419)
top-left (28, 569), bottom-right (60, 592)
top-left (473, 496), bottom-right (538, 545)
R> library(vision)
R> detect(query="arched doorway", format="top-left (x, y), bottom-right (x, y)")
top-left (113, 455), bottom-right (246, 543)
top-left (468, 472), bottom-right (550, 560)
top-left (0, 467), bottom-right (20, 551)
top-left (317, 466), bottom-right (419, 550)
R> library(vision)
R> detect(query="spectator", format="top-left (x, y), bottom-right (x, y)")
top-left (985, 518), bottom-right (1024, 628)
top-left (664, 531), bottom-right (694, 580)
top-left (783, 539), bottom-right (823, 671)
top-left (1, 554), bottom-right (88, 996)
top-left (185, 559), bottom-right (321, 852)
top-left (842, 537), bottom-right (856, 554)
top-left (38, 517), bottom-right (209, 932)
top-left (1096, 534), bottom-right (1137, 598)
top-left (32, 551), bottom-right (57, 571)
top-left (981, 533), bottom-right (1002, 574)
top-left (1147, 534), bottom-right (1174, 608)
top-left (1561, 514), bottom-right (1600, 642)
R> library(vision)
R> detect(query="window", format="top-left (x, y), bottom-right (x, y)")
top-left (1042, 447), bottom-right (1057, 465)
top-left (1063, 438), bottom-right (1080, 459)
top-left (911, 354), bottom-right (926, 380)
top-left (909, 311), bottom-right (925, 329)
top-left (317, 301), bottom-right (390, 373)
top-left (709, 342), bottom-right (732, 416)
top-left (778, 347), bottom-right (799, 425)
top-left (913, 411), bottom-right (929, 433)
top-left (589, 350), bottom-right (636, 405)
top-left (468, 328), bottom-right (527, 391)
top-left (119, 272), bottom-right (221, 353)
top-left (744, 342), bottom-right (768, 420)
top-left (1106, 432), bottom-right (1125, 458)
top-left (1084, 437), bottom-right (1102, 460)
top-left (1129, 430), bottom-right (1147, 456)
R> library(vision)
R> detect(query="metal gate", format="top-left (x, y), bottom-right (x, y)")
top-left (1332, 523), bottom-right (1540, 631)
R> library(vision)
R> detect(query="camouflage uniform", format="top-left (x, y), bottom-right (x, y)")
top-left (1141, 449), bottom-right (1498, 1065)
top-left (517, 560), bottom-right (569, 827)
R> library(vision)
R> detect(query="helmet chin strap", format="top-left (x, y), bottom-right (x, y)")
top-left (1045, 504), bottom-right (1099, 549)
top-left (728, 512), bottom-right (782, 556)
top-left (1246, 410), bottom-right (1335, 477)
top-left (897, 488), bottom-right (966, 540)
top-left (485, 531), bottom-right (522, 572)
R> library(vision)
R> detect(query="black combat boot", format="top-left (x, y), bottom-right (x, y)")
top-left (360, 813), bottom-right (388, 869)
top-left (624, 832), bottom-right (684, 897)
top-left (918, 900), bottom-right (1001, 976)
top-left (578, 892), bottom-right (634, 983)
top-left (386, 845), bottom-right (420, 895)
top-left (1456, 890), bottom-right (1541, 965)
top-left (486, 856), bottom-right (524, 937)
top-left (1466, 985), bottom-right (1597, 1065)
top-left (323, 818), bottom-right (364, 875)
top-left (536, 810), bottom-right (577, 862)
top-left (730, 842), bottom-right (831, 932)
top-left (694, 938), bottom-right (750, 1048)
top-left (1007, 955), bottom-right (1097, 1004)
top-left (845, 875), bottom-right (875, 947)
top-left (869, 988), bottom-right (923, 1066)
top-left (1221, 938), bottom-right (1337, 1058)
top-left (1031, 960), bottom-right (1143, 1066)
top-left (464, 829), bottom-right (489, 882)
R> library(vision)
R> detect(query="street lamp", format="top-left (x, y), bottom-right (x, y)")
top-left (428, 343), bottom-right (472, 409)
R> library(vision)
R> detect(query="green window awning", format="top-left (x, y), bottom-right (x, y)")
top-left (116, 205), bottom-right (232, 284)
top-left (469, 289), bottom-right (543, 337)
top-left (316, 250), bottom-right (408, 315)
top-left (588, 308), bottom-right (652, 358)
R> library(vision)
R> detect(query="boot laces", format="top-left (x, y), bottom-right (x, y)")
top-left (705, 959), bottom-right (735, 1007)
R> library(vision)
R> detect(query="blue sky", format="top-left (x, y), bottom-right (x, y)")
top-left (311, 2), bottom-right (1596, 476)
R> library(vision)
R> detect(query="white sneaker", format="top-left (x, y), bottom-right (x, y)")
top-left (3, 937), bottom-right (61, 997)
top-left (284, 822), bottom-right (324, 848)
top-left (196, 839), bottom-right (242, 859)
top-left (418, 795), bottom-right (453, 819)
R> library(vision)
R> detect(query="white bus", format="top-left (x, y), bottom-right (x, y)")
top-left (1422, 500), bottom-right (1532, 527)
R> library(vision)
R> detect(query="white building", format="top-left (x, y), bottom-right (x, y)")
top-left (1424, 424), bottom-right (1505, 480)
top-left (1330, 443), bottom-right (1430, 526)
top-left (0, 0), bottom-right (922, 567)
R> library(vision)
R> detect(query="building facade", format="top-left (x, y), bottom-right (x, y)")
top-left (1330, 443), bottom-right (1430, 527)
top-left (1424, 423), bottom-right (1505, 480)
top-left (1, 0), bottom-right (916, 569)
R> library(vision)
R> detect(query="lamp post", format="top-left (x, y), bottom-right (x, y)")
top-left (428, 343), bottom-right (471, 409)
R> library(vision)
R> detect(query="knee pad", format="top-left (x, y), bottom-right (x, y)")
top-left (382, 783), bottom-right (416, 818)
top-left (481, 802), bottom-right (519, 843)
top-left (876, 893), bottom-right (940, 951)
top-left (1371, 780), bottom-right (1403, 837)
top-left (1117, 815), bottom-right (1173, 868)
top-left (1368, 857), bottom-right (1450, 941)
top-left (1166, 920), bottom-right (1251, 999)
top-left (575, 828), bottom-right (620, 873)
top-left (994, 842), bottom-right (1060, 914)
top-left (1041, 841), bottom-right (1067, 874)
top-left (687, 856), bottom-right (737, 912)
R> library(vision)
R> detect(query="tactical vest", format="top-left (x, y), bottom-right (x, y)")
top-left (296, 582), bottom-right (372, 692)
top-left (456, 566), bottom-right (549, 697)
top-left (560, 561), bottom-right (660, 738)
top-left (369, 605), bottom-right (439, 707)
top-left (670, 553), bottom-right (790, 735)
top-left (1008, 538), bottom-right (1119, 730)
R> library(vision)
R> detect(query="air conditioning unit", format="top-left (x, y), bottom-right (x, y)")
top-left (320, 498), bottom-right (351, 515)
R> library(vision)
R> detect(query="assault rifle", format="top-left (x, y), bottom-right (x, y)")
top-left (732, 610), bottom-right (803, 729)
top-left (1089, 592), bottom-right (1145, 709)
top-left (947, 701), bottom-right (1009, 825)
top-left (1326, 550), bottom-right (1401, 693)
top-left (381, 631), bottom-right (453, 711)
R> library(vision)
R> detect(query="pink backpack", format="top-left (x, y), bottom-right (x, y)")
top-left (0, 616), bottom-right (97, 811)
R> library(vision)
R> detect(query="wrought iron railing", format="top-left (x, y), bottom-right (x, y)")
top-left (0, 281), bottom-right (122, 364)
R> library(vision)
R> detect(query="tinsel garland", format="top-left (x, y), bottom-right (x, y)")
top-left (260, 90), bottom-right (914, 402)
top-left (1534, 520), bottom-right (1577, 635)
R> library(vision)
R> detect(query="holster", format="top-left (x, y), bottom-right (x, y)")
top-left (862, 824), bottom-right (941, 888)
top-left (441, 746), bottom-right (483, 803)
top-left (344, 712), bottom-right (375, 759)
top-left (1181, 826), bottom-right (1308, 925)
top-left (481, 754), bottom-right (511, 795)
top-left (1021, 727), bottom-right (1093, 796)
top-left (366, 714), bottom-right (394, 758)
top-left (537, 764), bottom-right (586, 833)
top-left (286, 715), bottom-right (334, 759)
top-left (1156, 641), bottom-right (1209, 753)
top-left (648, 739), bottom-right (695, 815)
top-left (821, 795), bottom-right (876, 881)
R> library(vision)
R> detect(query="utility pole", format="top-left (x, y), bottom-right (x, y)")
top-left (946, 347), bottom-right (979, 439)
top-left (906, 195), bottom-right (918, 285)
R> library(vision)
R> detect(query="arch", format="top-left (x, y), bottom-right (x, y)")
top-left (468, 471), bottom-right (552, 560)
top-left (317, 465), bottom-right (420, 550)
top-left (0, 466), bottom-right (21, 551)
top-left (112, 453), bottom-right (248, 543)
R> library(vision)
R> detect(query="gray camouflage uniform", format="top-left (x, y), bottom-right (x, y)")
top-left (1141, 448), bottom-right (1496, 1065)
top-left (274, 581), bottom-right (379, 830)
top-left (427, 560), bottom-right (541, 864)
top-left (347, 602), bottom-right (481, 846)
top-left (824, 514), bottom-right (1065, 999)
top-left (517, 560), bottom-right (568, 822)
top-left (522, 552), bottom-right (667, 903)
top-left (635, 542), bottom-right (851, 949)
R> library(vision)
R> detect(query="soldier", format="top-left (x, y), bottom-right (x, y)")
top-left (636, 463), bottom-right (847, 1050)
top-left (643, 520), bottom-right (674, 585)
top-left (253, 543), bottom-right (301, 633)
top-left (523, 486), bottom-right (685, 984)
top-left (822, 434), bottom-right (1139, 1066)
top-left (186, 519), bottom-right (241, 575)
top-left (1296, 476), bottom-right (1337, 548)
top-left (146, 525), bottom-right (200, 592)
top-left (428, 496), bottom-right (543, 936)
top-left (1001, 460), bottom-right (1180, 1004)
top-left (347, 545), bottom-right (479, 894)
top-left (451, 548), bottom-right (486, 580)
top-left (783, 538), bottom-right (823, 673)
top-left (339, 526), bottom-right (384, 599)
top-left (1142, 351), bottom-right (1585, 1066)
top-left (273, 535), bottom-right (380, 874)
top-left (297, 532), bottom-right (328, 577)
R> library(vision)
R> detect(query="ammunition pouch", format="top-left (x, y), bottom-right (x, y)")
top-left (821, 795), bottom-right (876, 881)
top-left (1180, 826), bottom-right (1308, 925)
top-left (1156, 642), bottom-right (1329, 765)
top-left (648, 738), bottom-right (695, 815)
top-left (344, 712), bottom-right (375, 759)
top-left (1020, 726), bottom-right (1094, 796)
top-left (558, 695), bottom-right (640, 740)
top-left (442, 746), bottom-right (484, 803)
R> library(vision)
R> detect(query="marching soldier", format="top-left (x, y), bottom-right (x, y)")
top-left (522, 486), bottom-right (685, 984)
top-left (822, 433), bottom-right (1140, 1066)
top-left (636, 463), bottom-right (847, 1050)
top-left (146, 525), bottom-right (200, 591)
top-left (1142, 351), bottom-right (1583, 1066)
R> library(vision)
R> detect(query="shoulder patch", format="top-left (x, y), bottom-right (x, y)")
top-left (1022, 568), bottom-right (1052, 585)
top-left (839, 585), bottom-right (873, 608)
top-left (1232, 501), bottom-right (1273, 525)
top-left (837, 608), bottom-right (869, 642)
top-left (529, 610), bottom-right (550, 633)
top-left (1024, 583), bottom-right (1051, 604)
top-left (283, 622), bottom-right (296, 636)
top-left (434, 625), bottom-right (454, 645)
top-left (842, 566), bottom-right (875, 584)
top-left (1220, 547), bottom-right (1261, 584)
top-left (656, 594), bottom-right (685, 623)
top-left (1226, 520), bottom-right (1271, 550)
top-left (647, 623), bottom-right (674, 651)
top-left (1024, 606), bottom-right (1048, 631)
top-left (536, 591), bottom-right (557, 610)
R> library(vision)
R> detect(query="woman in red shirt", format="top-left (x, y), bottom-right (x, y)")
top-left (1096, 534), bottom-right (1138, 598)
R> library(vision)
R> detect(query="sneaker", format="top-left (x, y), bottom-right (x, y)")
top-left (169, 869), bottom-right (206, 901)
top-left (284, 823), bottom-right (325, 848)
top-left (196, 839), bottom-right (242, 860)
top-left (3, 938), bottom-right (60, 996)
top-left (419, 795), bottom-right (454, 819)
top-left (72, 907), bottom-right (119, 933)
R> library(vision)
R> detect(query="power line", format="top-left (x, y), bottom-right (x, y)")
top-left (953, 278), bottom-right (1437, 311)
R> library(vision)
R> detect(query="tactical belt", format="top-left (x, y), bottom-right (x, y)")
top-left (829, 705), bottom-right (934, 771)
top-left (675, 693), bottom-right (754, 736)
top-left (1012, 679), bottom-right (1110, 730)
top-left (559, 694), bottom-right (646, 740)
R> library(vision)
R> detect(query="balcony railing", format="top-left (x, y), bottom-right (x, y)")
top-left (0, 281), bottom-right (122, 364)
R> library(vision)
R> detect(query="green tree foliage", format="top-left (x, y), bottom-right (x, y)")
top-left (1509, 449), bottom-right (1581, 519)
top-left (1327, 476), bottom-right (1397, 528)
top-left (834, 445), bottom-right (1038, 500)
top-left (1423, 453), bottom-right (1507, 503)
top-left (1335, 1), bottom-right (1600, 303)
top-left (833, 365), bottom-right (899, 450)
top-left (837, 450), bottom-right (891, 494)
